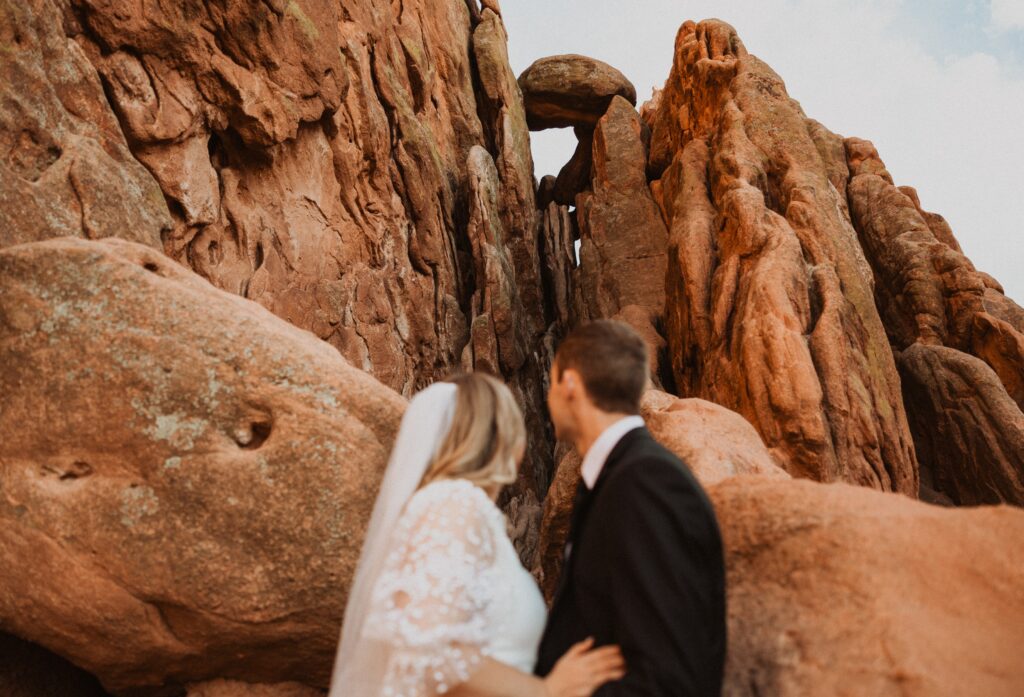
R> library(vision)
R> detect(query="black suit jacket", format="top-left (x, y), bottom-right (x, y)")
top-left (535, 427), bottom-right (726, 696)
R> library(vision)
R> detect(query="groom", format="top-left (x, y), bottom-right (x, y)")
top-left (535, 320), bottom-right (726, 695)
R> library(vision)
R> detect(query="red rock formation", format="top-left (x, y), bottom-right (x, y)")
top-left (0, 0), bottom-right (170, 248)
top-left (645, 20), bottom-right (918, 494)
top-left (187, 681), bottom-right (321, 697)
top-left (846, 138), bottom-right (1024, 505)
top-left (3, 2), bottom-right (1024, 694)
top-left (518, 54), bottom-right (636, 131)
top-left (899, 344), bottom-right (1024, 505)
top-left (577, 96), bottom-right (669, 323)
top-left (54, 0), bottom-right (549, 418)
top-left (715, 476), bottom-right (1024, 697)
top-left (3, 0), bottom-right (559, 556)
top-left (641, 391), bottom-right (789, 487)
top-left (0, 237), bottom-right (404, 694)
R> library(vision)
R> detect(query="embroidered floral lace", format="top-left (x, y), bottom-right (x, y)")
top-left (363, 479), bottom-right (505, 697)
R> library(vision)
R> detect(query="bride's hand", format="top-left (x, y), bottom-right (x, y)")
top-left (542, 637), bottom-right (625, 697)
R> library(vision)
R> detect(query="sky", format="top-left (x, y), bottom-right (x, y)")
top-left (501, 0), bottom-right (1024, 303)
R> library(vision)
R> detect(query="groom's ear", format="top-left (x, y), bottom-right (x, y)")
top-left (562, 368), bottom-right (580, 396)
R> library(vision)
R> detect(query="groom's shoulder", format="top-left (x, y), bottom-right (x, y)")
top-left (619, 427), bottom-right (688, 475)
top-left (609, 428), bottom-right (707, 498)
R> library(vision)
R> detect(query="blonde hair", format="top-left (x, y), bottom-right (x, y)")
top-left (419, 373), bottom-right (526, 490)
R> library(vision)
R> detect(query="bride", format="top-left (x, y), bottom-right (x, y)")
top-left (330, 374), bottom-right (624, 697)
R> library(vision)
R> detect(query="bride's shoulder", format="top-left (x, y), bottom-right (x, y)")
top-left (408, 477), bottom-right (490, 507)
top-left (405, 478), bottom-right (501, 523)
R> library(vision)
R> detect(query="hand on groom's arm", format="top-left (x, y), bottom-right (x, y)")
top-left (594, 459), bottom-right (725, 697)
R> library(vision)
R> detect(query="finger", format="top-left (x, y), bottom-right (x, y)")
top-left (586, 656), bottom-right (626, 675)
top-left (584, 645), bottom-right (623, 659)
top-left (594, 667), bottom-right (626, 685)
top-left (583, 648), bottom-right (625, 666)
top-left (595, 653), bottom-right (626, 670)
top-left (595, 671), bottom-right (625, 684)
top-left (568, 636), bottom-right (595, 655)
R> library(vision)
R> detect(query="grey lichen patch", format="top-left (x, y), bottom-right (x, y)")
top-left (285, 1), bottom-right (319, 42)
top-left (119, 485), bottom-right (160, 527)
top-left (255, 455), bottom-right (276, 485)
top-left (163, 456), bottom-right (182, 469)
top-left (265, 362), bottom-right (344, 415)
top-left (146, 412), bottom-right (208, 450)
top-left (205, 367), bottom-right (228, 408)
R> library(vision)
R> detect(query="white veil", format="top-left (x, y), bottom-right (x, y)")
top-left (329, 381), bottom-right (459, 696)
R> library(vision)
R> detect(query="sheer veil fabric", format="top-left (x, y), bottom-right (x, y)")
top-left (329, 382), bottom-right (459, 696)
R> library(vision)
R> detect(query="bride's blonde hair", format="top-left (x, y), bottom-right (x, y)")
top-left (419, 373), bottom-right (525, 489)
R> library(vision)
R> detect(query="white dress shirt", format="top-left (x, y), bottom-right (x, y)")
top-left (580, 415), bottom-right (646, 489)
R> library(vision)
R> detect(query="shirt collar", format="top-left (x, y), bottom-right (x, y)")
top-left (580, 415), bottom-right (645, 489)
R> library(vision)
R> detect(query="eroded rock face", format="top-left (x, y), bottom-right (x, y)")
top-left (846, 139), bottom-right (1024, 505)
top-left (0, 0), bottom-right (171, 248)
top-left (646, 20), bottom-right (918, 495)
top-left (0, 237), bottom-right (405, 694)
top-left (518, 54), bottom-right (637, 131)
top-left (47, 0), bottom-right (559, 555)
top-left (61, 0), bottom-right (547, 413)
top-left (641, 391), bottom-right (789, 487)
top-left (715, 476), bottom-right (1024, 697)
top-left (577, 96), bottom-right (669, 322)
top-left (898, 344), bottom-right (1024, 506)
top-left (186, 680), bottom-right (322, 697)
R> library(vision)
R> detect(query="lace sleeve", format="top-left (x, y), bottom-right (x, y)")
top-left (364, 479), bottom-right (501, 696)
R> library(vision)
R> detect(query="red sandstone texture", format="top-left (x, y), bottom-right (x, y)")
top-left (845, 138), bottom-right (1024, 505)
top-left (0, 238), bottom-right (404, 694)
top-left (714, 476), bottom-right (1024, 697)
top-left (2, 2), bottom-right (1023, 695)
top-left (643, 20), bottom-right (918, 495)
top-left (0, 0), bottom-right (171, 247)
top-left (2, 0), bottom-right (558, 557)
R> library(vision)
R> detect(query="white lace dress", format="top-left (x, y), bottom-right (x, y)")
top-left (362, 478), bottom-right (548, 697)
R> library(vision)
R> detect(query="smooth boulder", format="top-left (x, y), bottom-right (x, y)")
top-left (518, 54), bottom-right (637, 130)
top-left (0, 237), bottom-right (405, 694)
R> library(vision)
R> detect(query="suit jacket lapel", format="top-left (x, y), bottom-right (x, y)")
top-left (551, 427), bottom-right (649, 607)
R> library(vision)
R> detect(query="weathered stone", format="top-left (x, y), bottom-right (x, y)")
top-left (472, 8), bottom-right (543, 321)
top-left (898, 344), bottom-right (1024, 506)
top-left (538, 201), bottom-right (578, 333)
top-left (537, 174), bottom-right (558, 209)
top-left (464, 145), bottom-right (524, 375)
top-left (0, 0), bottom-right (170, 249)
top-left (576, 96), bottom-right (669, 322)
top-left (641, 391), bottom-right (790, 487)
top-left (715, 476), bottom-right (1024, 697)
top-left (846, 138), bottom-right (1024, 504)
top-left (0, 237), bottom-right (405, 694)
top-left (55, 0), bottom-right (552, 426)
top-left (186, 680), bottom-right (322, 697)
top-left (533, 447), bottom-right (580, 602)
top-left (648, 20), bottom-right (917, 494)
top-left (518, 54), bottom-right (637, 130)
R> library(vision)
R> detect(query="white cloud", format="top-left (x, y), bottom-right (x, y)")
top-left (503, 0), bottom-right (1024, 303)
top-left (991, 0), bottom-right (1024, 31)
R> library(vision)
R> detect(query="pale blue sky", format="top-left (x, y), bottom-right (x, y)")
top-left (502, 0), bottom-right (1024, 302)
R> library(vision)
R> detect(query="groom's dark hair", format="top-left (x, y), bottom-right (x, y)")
top-left (554, 319), bottom-right (648, 414)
